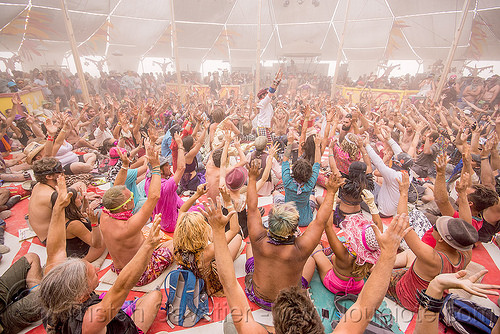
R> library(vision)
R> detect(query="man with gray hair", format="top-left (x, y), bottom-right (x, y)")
top-left (99, 144), bottom-right (174, 286)
top-left (243, 162), bottom-right (343, 310)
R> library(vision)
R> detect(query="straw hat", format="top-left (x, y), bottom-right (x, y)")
top-left (24, 141), bottom-right (45, 164)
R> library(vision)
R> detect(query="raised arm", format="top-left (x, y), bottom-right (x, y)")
top-left (455, 172), bottom-right (473, 225)
top-left (334, 215), bottom-right (411, 334)
top-left (414, 270), bottom-right (500, 334)
top-left (179, 183), bottom-right (207, 214)
top-left (82, 215), bottom-right (162, 334)
top-left (297, 174), bottom-right (343, 254)
top-left (200, 199), bottom-right (264, 334)
top-left (433, 153), bottom-right (455, 216)
top-left (113, 147), bottom-right (132, 186)
top-left (45, 175), bottom-right (73, 273)
top-left (172, 133), bottom-right (186, 184)
top-left (256, 143), bottom-right (279, 192)
top-left (247, 160), bottom-right (266, 240)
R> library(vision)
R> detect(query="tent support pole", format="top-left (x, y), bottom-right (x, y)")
top-left (433, 0), bottom-right (472, 102)
top-left (255, 0), bottom-right (262, 96)
top-left (60, 0), bottom-right (90, 104)
top-left (170, 0), bottom-right (183, 98)
top-left (330, 0), bottom-right (351, 98)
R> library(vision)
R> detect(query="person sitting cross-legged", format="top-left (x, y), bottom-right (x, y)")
top-left (40, 174), bottom-right (163, 333)
top-left (204, 194), bottom-right (411, 334)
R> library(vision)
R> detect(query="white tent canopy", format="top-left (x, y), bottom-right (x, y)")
top-left (1, 0), bottom-right (499, 74)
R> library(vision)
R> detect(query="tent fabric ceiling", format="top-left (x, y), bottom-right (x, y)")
top-left (0, 0), bottom-right (499, 70)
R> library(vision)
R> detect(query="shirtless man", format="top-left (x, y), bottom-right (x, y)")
top-left (99, 144), bottom-right (173, 286)
top-left (244, 165), bottom-right (342, 310)
top-left (28, 157), bottom-right (64, 244)
top-left (462, 78), bottom-right (484, 104)
top-left (271, 107), bottom-right (289, 137)
top-left (482, 76), bottom-right (500, 104)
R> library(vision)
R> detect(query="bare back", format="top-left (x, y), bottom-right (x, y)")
top-left (251, 236), bottom-right (310, 302)
top-left (99, 213), bottom-right (145, 269)
top-left (28, 183), bottom-right (55, 242)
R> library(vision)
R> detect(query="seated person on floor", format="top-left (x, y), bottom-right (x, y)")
top-left (206, 194), bottom-right (410, 334)
top-left (50, 188), bottom-right (105, 262)
top-left (100, 145), bottom-right (174, 286)
top-left (144, 133), bottom-right (186, 233)
top-left (274, 133), bottom-right (321, 227)
top-left (179, 122), bottom-right (207, 195)
top-left (222, 144), bottom-right (279, 238)
top-left (51, 117), bottom-right (96, 175)
top-left (246, 136), bottom-right (282, 197)
top-left (364, 131), bottom-right (413, 218)
top-left (245, 166), bottom-right (341, 311)
top-left (329, 159), bottom-right (375, 227)
top-left (388, 172), bottom-right (477, 313)
top-left (28, 157), bottom-right (64, 244)
top-left (313, 203), bottom-right (382, 295)
top-left (40, 175), bottom-right (163, 334)
top-left (0, 253), bottom-right (43, 334)
top-left (174, 185), bottom-right (242, 296)
top-left (422, 152), bottom-right (498, 247)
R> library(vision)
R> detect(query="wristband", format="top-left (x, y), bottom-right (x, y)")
top-left (151, 165), bottom-right (160, 169)
top-left (416, 289), bottom-right (446, 313)
top-left (151, 171), bottom-right (161, 176)
top-left (121, 166), bottom-right (129, 170)
top-left (268, 86), bottom-right (276, 94)
top-left (91, 223), bottom-right (99, 228)
top-left (47, 135), bottom-right (54, 142)
top-left (481, 156), bottom-right (490, 160)
top-left (60, 129), bottom-right (67, 132)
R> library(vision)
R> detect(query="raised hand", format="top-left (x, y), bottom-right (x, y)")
top-left (45, 119), bottom-right (58, 136)
top-left (219, 184), bottom-right (231, 203)
top-left (267, 142), bottom-right (280, 158)
top-left (199, 198), bottom-right (236, 231)
top-left (11, 93), bottom-right (22, 105)
top-left (397, 170), bottom-right (410, 193)
top-left (434, 153), bottom-right (449, 175)
top-left (196, 183), bottom-right (208, 197)
top-left (116, 148), bottom-right (131, 168)
top-left (247, 159), bottom-right (262, 179)
top-left (431, 270), bottom-right (500, 299)
top-left (326, 173), bottom-right (345, 192)
top-left (455, 172), bottom-right (471, 194)
top-left (55, 97), bottom-right (61, 105)
top-left (145, 214), bottom-right (162, 248)
top-left (54, 175), bottom-right (72, 208)
top-left (372, 213), bottom-right (412, 254)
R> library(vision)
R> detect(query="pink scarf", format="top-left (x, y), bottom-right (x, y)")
top-left (102, 208), bottom-right (134, 221)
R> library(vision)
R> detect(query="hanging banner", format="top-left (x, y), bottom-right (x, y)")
top-left (338, 86), bottom-right (418, 104)
top-left (0, 88), bottom-right (45, 116)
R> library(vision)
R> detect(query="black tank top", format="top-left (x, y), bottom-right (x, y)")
top-left (46, 292), bottom-right (139, 334)
top-left (65, 219), bottom-right (91, 258)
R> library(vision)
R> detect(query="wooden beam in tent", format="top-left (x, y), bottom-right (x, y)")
top-left (433, 0), bottom-right (472, 103)
top-left (170, 0), bottom-right (183, 98)
top-left (331, 0), bottom-right (351, 98)
top-left (255, 0), bottom-right (262, 97)
top-left (60, 0), bottom-right (90, 103)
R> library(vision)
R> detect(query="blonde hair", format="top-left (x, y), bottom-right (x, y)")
top-left (268, 202), bottom-right (299, 238)
top-left (340, 133), bottom-right (360, 160)
top-left (174, 212), bottom-right (209, 256)
top-left (351, 261), bottom-right (373, 278)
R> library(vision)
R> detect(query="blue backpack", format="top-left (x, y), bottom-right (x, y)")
top-left (162, 269), bottom-right (213, 328)
top-left (440, 293), bottom-right (499, 334)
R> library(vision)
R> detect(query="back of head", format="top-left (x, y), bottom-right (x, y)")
top-left (340, 133), bottom-right (360, 160)
top-left (435, 216), bottom-right (478, 251)
top-left (40, 258), bottom-right (89, 327)
top-left (392, 152), bottom-right (414, 171)
top-left (254, 136), bottom-right (268, 152)
top-left (102, 185), bottom-right (127, 211)
top-left (213, 108), bottom-right (225, 123)
top-left (173, 212), bottom-right (209, 255)
top-left (182, 135), bottom-right (194, 152)
top-left (468, 184), bottom-right (499, 212)
top-left (272, 286), bottom-right (324, 334)
top-left (303, 135), bottom-right (316, 163)
top-left (212, 148), bottom-right (223, 168)
top-left (268, 202), bottom-right (299, 239)
top-left (51, 188), bottom-right (82, 221)
top-left (292, 158), bottom-right (313, 184)
top-left (33, 157), bottom-right (61, 183)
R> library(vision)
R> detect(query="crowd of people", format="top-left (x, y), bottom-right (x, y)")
top-left (0, 64), bottom-right (499, 334)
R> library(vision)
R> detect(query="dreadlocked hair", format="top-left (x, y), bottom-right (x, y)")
top-left (340, 133), bottom-right (360, 160)
top-left (351, 261), bottom-right (373, 278)
top-left (173, 212), bottom-right (210, 277)
top-left (341, 164), bottom-right (374, 201)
